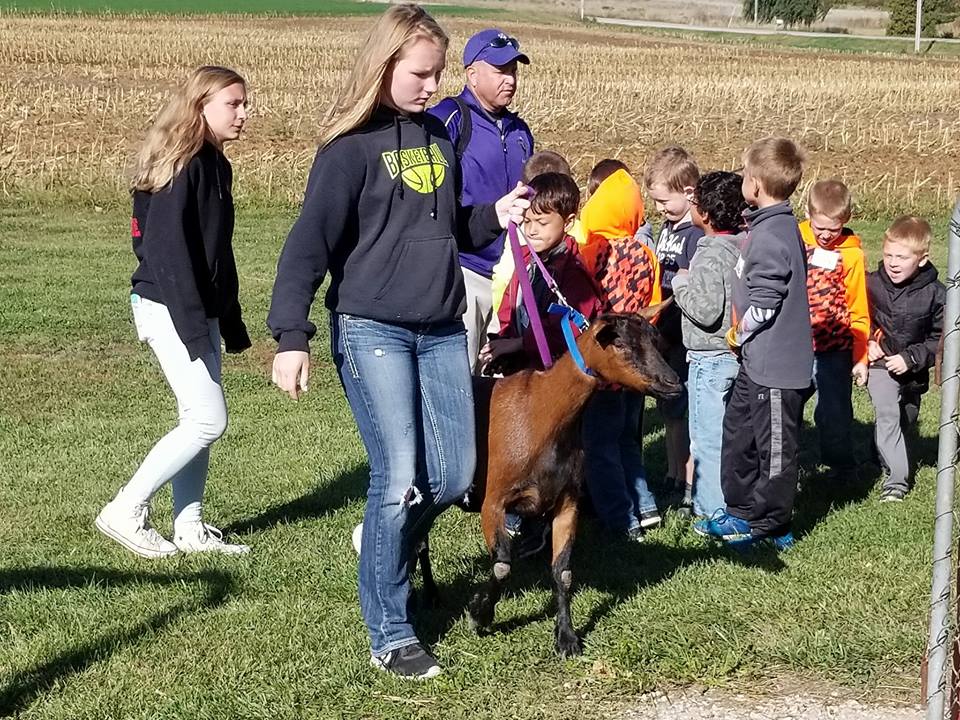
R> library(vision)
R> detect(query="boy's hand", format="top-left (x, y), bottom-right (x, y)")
top-left (885, 353), bottom-right (909, 375)
top-left (867, 339), bottom-right (885, 362)
top-left (479, 337), bottom-right (523, 367)
top-left (852, 362), bottom-right (869, 386)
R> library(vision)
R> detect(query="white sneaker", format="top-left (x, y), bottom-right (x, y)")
top-left (352, 523), bottom-right (363, 556)
top-left (174, 522), bottom-right (250, 555)
top-left (95, 500), bottom-right (178, 559)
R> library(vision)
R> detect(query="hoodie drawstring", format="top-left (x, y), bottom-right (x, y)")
top-left (425, 124), bottom-right (437, 220)
top-left (393, 111), bottom-right (438, 220)
top-left (394, 115), bottom-right (404, 201)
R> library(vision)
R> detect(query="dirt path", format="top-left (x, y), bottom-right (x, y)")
top-left (619, 688), bottom-right (923, 719)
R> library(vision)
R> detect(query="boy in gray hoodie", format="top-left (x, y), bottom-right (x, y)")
top-left (694, 138), bottom-right (813, 551)
top-left (671, 171), bottom-right (748, 519)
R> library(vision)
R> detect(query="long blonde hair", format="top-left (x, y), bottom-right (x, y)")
top-left (131, 66), bottom-right (246, 193)
top-left (319, 4), bottom-right (448, 149)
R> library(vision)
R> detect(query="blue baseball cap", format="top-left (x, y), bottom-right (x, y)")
top-left (462, 28), bottom-right (529, 67)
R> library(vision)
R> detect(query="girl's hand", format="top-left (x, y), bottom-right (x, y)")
top-left (495, 182), bottom-right (531, 229)
top-left (867, 339), bottom-right (885, 362)
top-left (272, 350), bottom-right (310, 400)
top-left (852, 362), bottom-right (868, 386)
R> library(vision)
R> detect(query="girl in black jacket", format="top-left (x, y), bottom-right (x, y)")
top-left (268, 5), bottom-right (527, 680)
top-left (96, 66), bottom-right (252, 558)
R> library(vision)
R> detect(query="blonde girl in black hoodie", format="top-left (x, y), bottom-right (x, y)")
top-left (96, 66), bottom-right (252, 559)
top-left (268, 4), bottom-right (528, 680)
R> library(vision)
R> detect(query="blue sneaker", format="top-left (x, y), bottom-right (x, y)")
top-left (726, 530), bottom-right (794, 553)
top-left (769, 531), bottom-right (795, 552)
top-left (693, 511), bottom-right (751, 541)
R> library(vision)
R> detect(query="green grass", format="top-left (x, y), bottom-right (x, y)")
top-left (0, 0), bottom-right (489, 16)
top-left (0, 203), bottom-right (948, 718)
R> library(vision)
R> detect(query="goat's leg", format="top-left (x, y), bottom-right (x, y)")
top-left (467, 501), bottom-right (513, 633)
top-left (551, 493), bottom-right (582, 657)
top-left (415, 535), bottom-right (440, 609)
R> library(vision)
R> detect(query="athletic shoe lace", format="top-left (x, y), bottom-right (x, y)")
top-left (199, 523), bottom-right (225, 545)
top-left (133, 505), bottom-right (168, 545)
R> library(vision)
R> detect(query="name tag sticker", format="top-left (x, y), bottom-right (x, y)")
top-left (735, 255), bottom-right (745, 278)
top-left (810, 248), bottom-right (840, 270)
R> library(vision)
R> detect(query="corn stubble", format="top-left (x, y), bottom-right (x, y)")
top-left (1, 14), bottom-right (958, 217)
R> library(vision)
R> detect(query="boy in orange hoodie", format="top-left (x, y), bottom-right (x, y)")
top-left (578, 160), bottom-right (665, 538)
top-left (577, 159), bottom-right (661, 313)
top-left (801, 179), bottom-right (870, 479)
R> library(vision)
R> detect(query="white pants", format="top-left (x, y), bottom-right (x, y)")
top-left (462, 267), bottom-right (499, 374)
top-left (117, 295), bottom-right (226, 529)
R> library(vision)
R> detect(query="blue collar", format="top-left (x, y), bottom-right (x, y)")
top-left (547, 304), bottom-right (594, 376)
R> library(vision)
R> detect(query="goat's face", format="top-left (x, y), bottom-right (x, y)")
top-left (578, 311), bottom-right (683, 399)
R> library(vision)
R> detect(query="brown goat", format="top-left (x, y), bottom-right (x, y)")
top-left (419, 308), bottom-right (682, 656)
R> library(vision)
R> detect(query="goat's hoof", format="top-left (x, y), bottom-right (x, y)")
top-left (555, 630), bottom-right (582, 658)
top-left (467, 593), bottom-right (494, 633)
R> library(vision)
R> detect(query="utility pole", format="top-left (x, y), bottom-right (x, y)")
top-left (581, 0), bottom-right (585, 20)
top-left (915, 0), bottom-right (923, 52)
top-left (754, 0), bottom-right (759, 23)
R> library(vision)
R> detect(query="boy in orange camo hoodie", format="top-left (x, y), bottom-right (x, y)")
top-left (576, 159), bottom-right (661, 314)
top-left (801, 179), bottom-right (870, 479)
top-left (576, 160), bottom-right (665, 539)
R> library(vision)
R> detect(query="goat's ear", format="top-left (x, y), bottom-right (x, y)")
top-left (595, 321), bottom-right (620, 349)
top-left (637, 297), bottom-right (673, 325)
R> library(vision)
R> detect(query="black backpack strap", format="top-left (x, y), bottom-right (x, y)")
top-left (451, 97), bottom-right (472, 162)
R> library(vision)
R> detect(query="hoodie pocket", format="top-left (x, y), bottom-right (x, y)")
top-left (374, 235), bottom-right (460, 311)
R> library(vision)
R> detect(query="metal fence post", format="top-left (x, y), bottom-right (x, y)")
top-left (926, 200), bottom-right (960, 720)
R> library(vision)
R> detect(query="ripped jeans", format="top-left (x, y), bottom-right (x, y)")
top-left (331, 312), bottom-right (476, 656)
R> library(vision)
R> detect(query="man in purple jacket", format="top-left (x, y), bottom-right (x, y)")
top-left (429, 28), bottom-right (534, 372)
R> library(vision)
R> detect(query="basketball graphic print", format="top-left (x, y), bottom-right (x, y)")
top-left (401, 163), bottom-right (445, 194)
top-left (382, 143), bottom-right (449, 194)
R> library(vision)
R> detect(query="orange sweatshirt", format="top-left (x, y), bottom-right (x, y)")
top-left (574, 169), bottom-right (662, 313)
top-left (800, 219), bottom-right (870, 366)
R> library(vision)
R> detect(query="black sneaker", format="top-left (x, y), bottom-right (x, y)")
top-left (626, 526), bottom-right (646, 543)
top-left (370, 642), bottom-right (441, 679)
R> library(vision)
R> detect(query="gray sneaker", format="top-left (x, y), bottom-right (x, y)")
top-left (880, 487), bottom-right (906, 503)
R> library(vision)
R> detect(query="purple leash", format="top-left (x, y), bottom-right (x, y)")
top-left (507, 220), bottom-right (553, 369)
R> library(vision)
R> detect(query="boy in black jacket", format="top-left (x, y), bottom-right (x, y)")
top-left (864, 216), bottom-right (945, 502)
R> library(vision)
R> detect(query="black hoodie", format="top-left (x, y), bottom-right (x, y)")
top-left (130, 141), bottom-right (250, 360)
top-left (866, 261), bottom-right (945, 393)
top-left (267, 106), bottom-right (503, 353)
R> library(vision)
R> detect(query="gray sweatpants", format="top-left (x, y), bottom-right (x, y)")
top-left (867, 367), bottom-right (922, 492)
top-left (462, 266), bottom-right (499, 375)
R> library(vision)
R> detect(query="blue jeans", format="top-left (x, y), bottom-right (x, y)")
top-left (687, 350), bottom-right (739, 518)
top-left (582, 390), bottom-right (657, 532)
top-left (331, 312), bottom-right (475, 656)
top-left (813, 350), bottom-right (854, 469)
